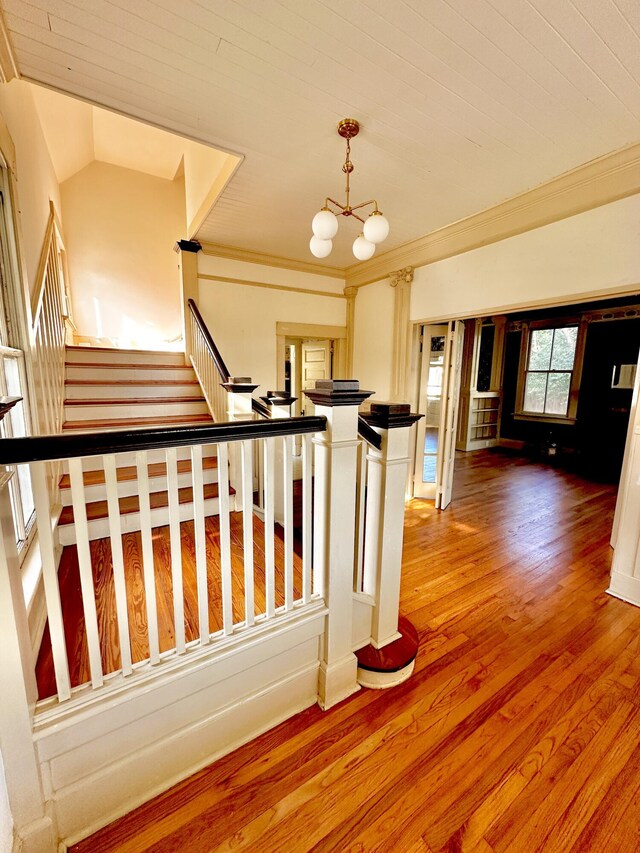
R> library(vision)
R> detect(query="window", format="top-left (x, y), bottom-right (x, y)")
top-left (516, 321), bottom-right (585, 422)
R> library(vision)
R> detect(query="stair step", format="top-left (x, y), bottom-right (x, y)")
top-left (57, 482), bottom-right (236, 545)
top-left (66, 362), bottom-right (196, 382)
top-left (62, 413), bottom-right (214, 431)
top-left (66, 346), bottom-right (186, 366)
top-left (59, 457), bottom-right (219, 505)
top-left (64, 380), bottom-right (202, 400)
top-left (64, 397), bottom-right (209, 421)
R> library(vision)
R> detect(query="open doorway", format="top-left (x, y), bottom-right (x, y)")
top-left (410, 295), bottom-right (640, 532)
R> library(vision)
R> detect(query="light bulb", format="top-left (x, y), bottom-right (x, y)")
top-left (363, 211), bottom-right (389, 244)
top-left (310, 235), bottom-right (333, 258)
top-left (312, 208), bottom-right (338, 240)
top-left (353, 234), bottom-right (376, 261)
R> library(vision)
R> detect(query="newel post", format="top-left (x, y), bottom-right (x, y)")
top-left (222, 379), bottom-right (259, 506)
top-left (305, 380), bottom-right (373, 710)
top-left (362, 403), bottom-right (423, 648)
top-left (0, 472), bottom-right (55, 851)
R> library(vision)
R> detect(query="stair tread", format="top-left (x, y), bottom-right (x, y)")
top-left (62, 414), bottom-right (214, 430)
top-left (59, 456), bottom-right (218, 489)
top-left (65, 362), bottom-right (192, 370)
top-left (59, 481), bottom-right (234, 525)
top-left (64, 396), bottom-right (206, 405)
top-left (67, 345), bottom-right (185, 357)
top-left (65, 379), bottom-right (199, 386)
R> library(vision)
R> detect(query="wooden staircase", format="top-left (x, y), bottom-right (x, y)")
top-left (58, 345), bottom-right (231, 545)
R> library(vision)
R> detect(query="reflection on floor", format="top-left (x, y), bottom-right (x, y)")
top-left (72, 449), bottom-right (640, 853)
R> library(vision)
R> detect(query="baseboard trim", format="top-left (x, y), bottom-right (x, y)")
top-left (607, 572), bottom-right (640, 608)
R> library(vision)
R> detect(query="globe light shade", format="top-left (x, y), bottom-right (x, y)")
top-left (353, 234), bottom-right (376, 261)
top-left (312, 208), bottom-right (338, 240)
top-left (309, 235), bottom-right (333, 258)
top-left (363, 211), bottom-right (390, 244)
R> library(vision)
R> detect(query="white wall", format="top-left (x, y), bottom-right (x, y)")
top-left (0, 752), bottom-right (12, 853)
top-left (61, 161), bottom-right (186, 349)
top-left (197, 255), bottom-right (345, 393)
top-left (353, 194), bottom-right (640, 401)
top-left (352, 280), bottom-right (395, 400)
top-left (411, 194), bottom-right (640, 322)
top-left (0, 80), bottom-right (62, 298)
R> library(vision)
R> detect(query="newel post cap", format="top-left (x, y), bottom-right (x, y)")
top-left (221, 377), bottom-right (260, 393)
top-left (304, 379), bottom-right (374, 407)
top-left (362, 401), bottom-right (423, 429)
top-left (260, 390), bottom-right (298, 407)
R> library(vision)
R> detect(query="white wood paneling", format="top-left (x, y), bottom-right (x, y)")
top-left (5, 0), bottom-right (640, 268)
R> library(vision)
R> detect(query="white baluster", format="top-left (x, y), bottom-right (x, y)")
top-left (354, 440), bottom-right (367, 594)
top-left (68, 457), bottom-right (104, 688)
top-left (136, 451), bottom-right (160, 664)
top-left (191, 443), bottom-right (210, 644)
top-left (29, 461), bottom-right (71, 700)
top-left (240, 440), bottom-right (255, 627)
top-left (283, 435), bottom-right (294, 610)
top-left (263, 437), bottom-right (276, 618)
top-left (103, 454), bottom-right (132, 675)
top-left (217, 443), bottom-right (233, 634)
top-left (166, 447), bottom-right (186, 654)
top-left (302, 433), bottom-right (312, 605)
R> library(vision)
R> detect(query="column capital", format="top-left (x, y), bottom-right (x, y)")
top-left (304, 379), bottom-right (373, 408)
top-left (363, 401), bottom-right (423, 429)
top-left (389, 266), bottom-right (414, 287)
top-left (344, 285), bottom-right (358, 298)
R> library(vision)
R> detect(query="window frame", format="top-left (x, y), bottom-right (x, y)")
top-left (515, 318), bottom-right (587, 424)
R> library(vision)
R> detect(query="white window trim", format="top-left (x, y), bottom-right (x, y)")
top-left (515, 317), bottom-right (588, 424)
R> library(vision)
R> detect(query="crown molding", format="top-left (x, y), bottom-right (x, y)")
top-left (344, 140), bottom-right (640, 289)
top-left (198, 272), bottom-right (345, 300)
top-left (0, 10), bottom-right (18, 83)
top-left (198, 241), bottom-right (345, 279)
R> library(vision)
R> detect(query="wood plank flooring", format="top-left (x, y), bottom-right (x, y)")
top-left (70, 449), bottom-right (640, 852)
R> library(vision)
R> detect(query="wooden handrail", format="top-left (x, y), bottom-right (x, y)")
top-left (252, 398), bottom-right (271, 419)
top-left (188, 298), bottom-right (231, 382)
top-left (358, 415), bottom-right (382, 450)
top-left (0, 416), bottom-right (327, 465)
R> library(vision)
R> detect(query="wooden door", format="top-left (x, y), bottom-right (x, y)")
top-left (301, 339), bottom-right (332, 415)
top-left (413, 325), bottom-right (448, 499)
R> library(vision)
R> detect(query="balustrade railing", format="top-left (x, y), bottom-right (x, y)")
top-left (2, 417), bottom-right (324, 707)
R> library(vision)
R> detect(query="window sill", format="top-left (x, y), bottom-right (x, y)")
top-left (514, 413), bottom-right (577, 426)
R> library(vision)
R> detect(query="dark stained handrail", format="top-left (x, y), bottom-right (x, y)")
top-left (358, 415), bottom-right (382, 451)
top-left (251, 398), bottom-right (271, 419)
top-left (188, 298), bottom-right (231, 382)
top-left (0, 416), bottom-right (327, 465)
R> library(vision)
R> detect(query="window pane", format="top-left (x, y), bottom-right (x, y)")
top-left (528, 329), bottom-right (553, 370)
top-left (551, 326), bottom-right (578, 370)
top-left (524, 372), bottom-right (547, 413)
top-left (546, 372), bottom-right (571, 415)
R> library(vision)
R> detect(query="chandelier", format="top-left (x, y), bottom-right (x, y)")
top-left (310, 118), bottom-right (389, 261)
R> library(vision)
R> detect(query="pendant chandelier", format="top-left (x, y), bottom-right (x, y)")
top-left (310, 118), bottom-right (389, 261)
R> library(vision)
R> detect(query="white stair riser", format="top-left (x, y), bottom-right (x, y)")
top-left (60, 467), bottom-right (219, 506)
top-left (64, 400), bottom-right (209, 421)
top-left (66, 348), bottom-right (186, 366)
top-left (62, 446), bottom-right (218, 473)
top-left (65, 383), bottom-right (202, 400)
top-left (58, 496), bottom-right (228, 545)
top-left (66, 365), bottom-right (197, 382)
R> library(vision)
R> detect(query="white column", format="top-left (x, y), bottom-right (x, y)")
top-left (609, 420), bottom-right (640, 605)
top-left (223, 379), bottom-right (259, 507)
top-left (361, 403), bottom-right (422, 648)
top-left (305, 380), bottom-right (373, 710)
top-left (0, 473), bottom-right (55, 851)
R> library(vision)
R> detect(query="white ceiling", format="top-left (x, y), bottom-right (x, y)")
top-left (5, 0), bottom-right (640, 268)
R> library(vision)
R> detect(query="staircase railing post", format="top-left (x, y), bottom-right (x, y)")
top-left (260, 392), bottom-right (297, 525)
top-left (361, 403), bottom-right (423, 648)
top-left (222, 379), bottom-right (259, 507)
top-left (0, 471), bottom-right (55, 851)
top-left (305, 380), bottom-right (373, 710)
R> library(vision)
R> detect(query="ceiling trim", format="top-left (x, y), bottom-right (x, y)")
top-left (0, 10), bottom-right (18, 83)
top-left (345, 141), bottom-right (640, 289)
top-left (198, 272), bottom-right (345, 300)
top-left (198, 241), bottom-right (345, 279)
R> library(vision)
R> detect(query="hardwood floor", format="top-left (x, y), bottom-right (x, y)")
top-left (70, 449), bottom-right (640, 852)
